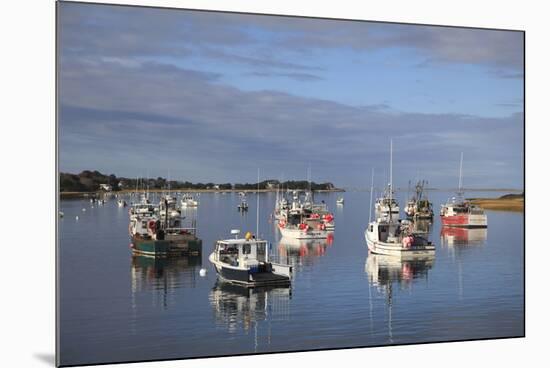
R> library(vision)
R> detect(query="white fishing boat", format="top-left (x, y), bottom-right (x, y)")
top-left (208, 230), bottom-right (292, 287)
top-left (365, 141), bottom-right (435, 259)
top-left (277, 213), bottom-right (328, 239)
top-left (277, 190), bottom-right (328, 239)
top-left (365, 218), bottom-right (435, 258)
top-left (180, 193), bottom-right (198, 207)
top-left (375, 184), bottom-right (400, 220)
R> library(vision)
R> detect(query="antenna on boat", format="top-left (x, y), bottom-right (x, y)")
top-left (308, 165), bottom-right (311, 192)
top-left (458, 152), bottom-right (464, 197)
top-left (369, 168), bottom-right (375, 223)
top-left (256, 168), bottom-right (260, 238)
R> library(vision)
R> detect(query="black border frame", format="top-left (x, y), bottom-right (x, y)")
top-left (55, 1), bottom-right (526, 366)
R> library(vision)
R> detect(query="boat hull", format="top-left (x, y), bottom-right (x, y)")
top-left (209, 253), bottom-right (291, 287)
top-left (131, 236), bottom-right (202, 257)
top-left (131, 239), bottom-right (170, 257)
top-left (440, 213), bottom-right (487, 228)
top-left (278, 225), bottom-right (328, 239)
top-left (364, 231), bottom-right (435, 259)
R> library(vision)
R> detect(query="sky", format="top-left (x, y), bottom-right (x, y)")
top-left (57, 2), bottom-right (524, 189)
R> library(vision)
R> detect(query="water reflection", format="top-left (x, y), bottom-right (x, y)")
top-left (410, 219), bottom-right (432, 234)
top-left (365, 253), bottom-right (434, 290)
top-left (130, 255), bottom-right (202, 308)
top-left (440, 227), bottom-right (488, 247)
top-left (439, 227), bottom-right (487, 300)
top-left (277, 236), bottom-right (333, 267)
top-left (365, 253), bottom-right (435, 343)
top-left (209, 282), bottom-right (291, 349)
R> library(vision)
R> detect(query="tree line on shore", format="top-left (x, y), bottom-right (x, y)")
top-left (60, 170), bottom-right (338, 192)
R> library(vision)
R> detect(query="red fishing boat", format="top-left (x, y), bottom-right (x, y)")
top-left (440, 153), bottom-right (487, 228)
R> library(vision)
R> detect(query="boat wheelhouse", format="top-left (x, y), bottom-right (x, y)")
top-left (375, 184), bottom-right (400, 220)
top-left (209, 230), bottom-right (292, 287)
top-left (159, 194), bottom-right (181, 219)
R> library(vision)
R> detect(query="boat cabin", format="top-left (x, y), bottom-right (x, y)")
top-left (368, 219), bottom-right (402, 243)
top-left (214, 238), bottom-right (268, 271)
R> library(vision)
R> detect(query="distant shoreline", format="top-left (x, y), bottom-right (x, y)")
top-left (59, 188), bottom-right (346, 199)
top-left (468, 194), bottom-right (524, 212)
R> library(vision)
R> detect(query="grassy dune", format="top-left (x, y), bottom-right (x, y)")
top-left (469, 194), bottom-right (524, 212)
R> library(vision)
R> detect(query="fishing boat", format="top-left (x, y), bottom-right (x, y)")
top-left (180, 193), bottom-right (198, 207)
top-left (129, 200), bottom-right (202, 257)
top-left (440, 153), bottom-right (488, 228)
top-left (238, 198), bottom-right (249, 212)
top-left (404, 180), bottom-right (434, 220)
top-left (209, 230), bottom-right (292, 287)
top-left (277, 199), bottom-right (329, 239)
top-left (365, 218), bottom-right (435, 258)
top-left (375, 184), bottom-right (400, 220)
top-left (117, 199), bottom-right (127, 207)
top-left (278, 220), bottom-right (328, 239)
top-left (365, 141), bottom-right (435, 258)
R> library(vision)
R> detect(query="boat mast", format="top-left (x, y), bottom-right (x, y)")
top-left (369, 168), bottom-right (375, 224)
top-left (389, 139), bottom-right (393, 222)
top-left (256, 168), bottom-right (260, 237)
top-left (458, 152), bottom-right (464, 198)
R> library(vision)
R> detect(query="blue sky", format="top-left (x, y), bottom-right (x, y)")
top-left (58, 2), bottom-right (524, 189)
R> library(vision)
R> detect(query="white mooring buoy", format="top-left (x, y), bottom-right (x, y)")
top-left (199, 268), bottom-right (207, 277)
top-left (82, 208), bottom-right (86, 212)
top-left (75, 216), bottom-right (79, 220)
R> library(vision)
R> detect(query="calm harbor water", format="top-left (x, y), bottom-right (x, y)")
top-left (58, 191), bottom-right (524, 366)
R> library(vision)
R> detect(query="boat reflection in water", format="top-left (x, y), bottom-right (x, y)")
top-left (440, 226), bottom-right (488, 247)
top-left (440, 227), bottom-right (487, 300)
top-left (277, 234), bottom-right (333, 267)
top-left (410, 219), bottom-right (432, 235)
top-left (365, 253), bottom-right (434, 343)
top-left (209, 281), bottom-right (291, 349)
top-left (130, 255), bottom-right (202, 308)
top-left (365, 253), bottom-right (434, 291)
